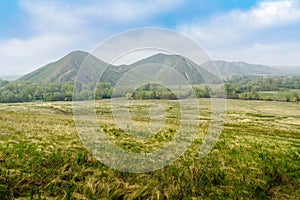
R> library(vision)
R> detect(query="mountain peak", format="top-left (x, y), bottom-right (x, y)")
top-left (18, 50), bottom-right (92, 84)
top-left (66, 50), bottom-right (89, 57)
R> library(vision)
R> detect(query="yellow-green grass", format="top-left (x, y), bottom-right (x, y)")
top-left (0, 99), bottom-right (299, 199)
top-left (258, 89), bottom-right (300, 101)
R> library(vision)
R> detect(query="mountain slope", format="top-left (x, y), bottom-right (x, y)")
top-left (19, 51), bottom-right (110, 84)
top-left (18, 51), bottom-right (292, 85)
top-left (202, 60), bottom-right (282, 77)
top-left (122, 53), bottom-right (220, 84)
top-left (19, 51), bottom-right (87, 83)
top-left (272, 66), bottom-right (300, 76)
top-left (18, 52), bottom-right (221, 85)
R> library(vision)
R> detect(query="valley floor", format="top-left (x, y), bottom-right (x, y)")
top-left (0, 99), bottom-right (299, 199)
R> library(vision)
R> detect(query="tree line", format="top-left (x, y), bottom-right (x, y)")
top-left (0, 81), bottom-right (113, 103)
top-left (0, 75), bottom-right (299, 103)
top-left (224, 76), bottom-right (300, 102)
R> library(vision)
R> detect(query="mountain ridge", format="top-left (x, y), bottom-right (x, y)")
top-left (18, 50), bottom-right (297, 84)
top-left (203, 60), bottom-right (283, 77)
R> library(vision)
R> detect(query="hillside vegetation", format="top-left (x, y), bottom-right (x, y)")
top-left (1, 75), bottom-right (300, 103)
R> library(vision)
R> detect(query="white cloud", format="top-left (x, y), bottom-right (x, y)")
top-left (179, 0), bottom-right (300, 65)
top-left (0, 33), bottom-right (83, 75)
top-left (92, 28), bottom-right (210, 66)
top-left (209, 42), bottom-right (300, 66)
top-left (180, 0), bottom-right (300, 46)
top-left (1, 0), bottom-right (299, 76)
top-left (248, 0), bottom-right (300, 27)
top-left (20, 0), bottom-right (183, 33)
top-left (79, 0), bottom-right (182, 23)
top-left (0, 0), bottom-right (184, 75)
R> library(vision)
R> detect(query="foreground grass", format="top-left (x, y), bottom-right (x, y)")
top-left (0, 99), bottom-right (299, 199)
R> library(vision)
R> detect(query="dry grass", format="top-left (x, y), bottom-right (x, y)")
top-left (0, 99), bottom-right (299, 199)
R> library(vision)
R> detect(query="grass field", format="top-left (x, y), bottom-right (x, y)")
top-left (258, 89), bottom-right (300, 101)
top-left (0, 99), bottom-right (299, 199)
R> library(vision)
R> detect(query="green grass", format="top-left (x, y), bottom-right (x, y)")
top-left (258, 89), bottom-right (300, 101)
top-left (0, 99), bottom-right (299, 199)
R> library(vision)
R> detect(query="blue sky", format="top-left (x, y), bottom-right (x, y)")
top-left (0, 0), bottom-right (299, 75)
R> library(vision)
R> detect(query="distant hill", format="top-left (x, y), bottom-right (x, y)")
top-left (202, 60), bottom-right (283, 77)
top-left (18, 51), bottom-right (295, 85)
top-left (272, 66), bottom-right (300, 76)
top-left (0, 75), bottom-right (21, 81)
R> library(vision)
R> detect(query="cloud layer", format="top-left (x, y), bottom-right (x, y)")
top-left (0, 0), bottom-right (183, 75)
top-left (179, 0), bottom-right (300, 65)
top-left (0, 0), bottom-right (299, 75)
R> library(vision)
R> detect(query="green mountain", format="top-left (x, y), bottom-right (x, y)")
top-left (19, 51), bottom-right (109, 84)
top-left (18, 52), bottom-right (221, 85)
top-left (0, 75), bottom-right (21, 81)
top-left (18, 51), bottom-right (290, 85)
top-left (202, 60), bottom-right (282, 77)
top-left (272, 66), bottom-right (300, 76)
top-left (19, 51), bottom-right (86, 84)
top-left (119, 53), bottom-right (220, 84)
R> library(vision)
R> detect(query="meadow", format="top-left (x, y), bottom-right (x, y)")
top-left (258, 89), bottom-right (300, 101)
top-left (0, 99), bottom-right (299, 199)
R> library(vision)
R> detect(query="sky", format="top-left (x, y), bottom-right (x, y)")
top-left (0, 0), bottom-right (299, 76)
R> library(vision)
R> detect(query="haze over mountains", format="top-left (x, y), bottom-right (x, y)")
top-left (18, 51), bottom-right (298, 84)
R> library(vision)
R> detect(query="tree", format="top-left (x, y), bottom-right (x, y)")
top-left (193, 87), bottom-right (202, 98)
top-left (203, 85), bottom-right (210, 98)
top-left (249, 90), bottom-right (260, 100)
top-left (96, 82), bottom-right (112, 99)
top-left (291, 92), bottom-right (299, 103)
top-left (285, 94), bottom-right (291, 102)
top-left (228, 90), bottom-right (239, 99)
top-left (80, 89), bottom-right (93, 100)
top-left (0, 79), bottom-right (9, 87)
top-left (224, 83), bottom-right (231, 96)
top-left (242, 92), bottom-right (248, 100)
top-left (149, 83), bottom-right (157, 91)
top-left (148, 91), bottom-right (157, 99)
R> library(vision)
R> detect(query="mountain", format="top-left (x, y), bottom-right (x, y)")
top-left (120, 53), bottom-right (220, 84)
top-left (19, 51), bottom-right (114, 84)
top-left (272, 66), bottom-right (300, 76)
top-left (0, 75), bottom-right (21, 81)
top-left (18, 51), bottom-right (221, 85)
top-left (18, 51), bottom-right (296, 85)
top-left (202, 60), bottom-right (283, 77)
top-left (20, 51), bottom-right (85, 83)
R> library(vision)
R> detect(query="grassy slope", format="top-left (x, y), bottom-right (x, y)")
top-left (18, 56), bottom-right (71, 84)
top-left (0, 99), bottom-right (299, 199)
top-left (18, 51), bottom-right (89, 84)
